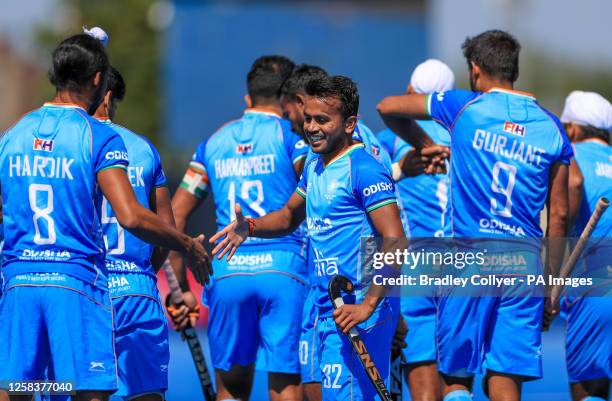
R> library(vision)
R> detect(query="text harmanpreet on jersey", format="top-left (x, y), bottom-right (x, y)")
top-left (428, 88), bottom-right (573, 238)
top-left (182, 109), bottom-right (308, 374)
top-left (188, 110), bottom-right (308, 277)
top-left (297, 143), bottom-right (398, 400)
top-left (96, 119), bottom-right (170, 398)
top-left (0, 102), bottom-right (129, 391)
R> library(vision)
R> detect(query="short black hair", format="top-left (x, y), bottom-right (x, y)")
top-left (305, 75), bottom-right (359, 120)
top-left (49, 33), bottom-right (109, 92)
top-left (462, 30), bottom-right (521, 83)
top-left (108, 66), bottom-right (126, 102)
top-left (581, 124), bottom-right (610, 142)
top-left (247, 55), bottom-right (295, 105)
top-left (281, 64), bottom-right (328, 99)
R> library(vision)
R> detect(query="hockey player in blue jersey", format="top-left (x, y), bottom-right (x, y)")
top-left (210, 75), bottom-right (429, 401)
top-left (0, 34), bottom-right (209, 401)
top-left (93, 66), bottom-right (174, 401)
top-left (169, 55), bottom-right (309, 401)
top-left (378, 30), bottom-right (573, 401)
top-left (377, 58), bottom-right (454, 401)
top-left (280, 64), bottom-right (327, 401)
top-left (560, 90), bottom-right (612, 401)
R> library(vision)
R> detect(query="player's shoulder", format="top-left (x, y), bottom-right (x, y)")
top-left (348, 145), bottom-right (387, 172)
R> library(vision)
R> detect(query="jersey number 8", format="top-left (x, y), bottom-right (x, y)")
top-left (29, 184), bottom-right (56, 245)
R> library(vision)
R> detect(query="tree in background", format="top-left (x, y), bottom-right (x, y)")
top-left (36, 0), bottom-right (163, 144)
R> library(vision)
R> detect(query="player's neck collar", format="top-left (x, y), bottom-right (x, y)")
top-left (94, 117), bottom-right (112, 124)
top-left (244, 108), bottom-right (282, 118)
top-left (488, 87), bottom-right (535, 99)
top-left (43, 102), bottom-right (86, 110)
top-left (323, 143), bottom-right (364, 167)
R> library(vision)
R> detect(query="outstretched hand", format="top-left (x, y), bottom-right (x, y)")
top-left (399, 145), bottom-right (450, 177)
top-left (185, 234), bottom-right (212, 285)
top-left (209, 204), bottom-right (250, 261)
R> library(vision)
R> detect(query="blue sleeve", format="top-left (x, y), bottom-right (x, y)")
top-left (427, 89), bottom-right (481, 130)
top-left (281, 119), bottom-right (308, 163)
top-left (92, 123), bottom-right (129, 173)
top-left (540, 106), bottom-right (574, 165)
top-left (189, 140), bottom-right (207, 173)
top-left (351, 152), bottom-right (397, 213)
top-left (147, 139), bottom-right (167, 187)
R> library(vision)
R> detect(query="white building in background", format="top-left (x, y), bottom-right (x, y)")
top-left (428, 0), bottom-right (612, 71)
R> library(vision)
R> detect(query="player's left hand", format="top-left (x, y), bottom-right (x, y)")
top-left (333, 302), bottom-right (376, 334)
top-left (210, 204), bottom-right (250, 261)
top-left (166, 291), bottom-right (201, 332)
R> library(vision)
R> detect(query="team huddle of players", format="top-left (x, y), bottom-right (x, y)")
top-left (0, 26), bottom-right (611, 401)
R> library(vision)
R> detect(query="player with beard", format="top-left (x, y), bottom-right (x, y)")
top-left (378, 30), bottom-right (573, 401)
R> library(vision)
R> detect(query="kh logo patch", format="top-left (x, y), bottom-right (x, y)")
top-left (33, 138), bottom-right (53, 152)
top-left (236, 143), bottom-right (253, 154)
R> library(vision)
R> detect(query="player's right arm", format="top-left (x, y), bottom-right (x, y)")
top-left (567, 158), bottom-right (584, 231)
top-left (543, 161), bottom-right (570, 327)
top-left (210, 191), bottom-right (306, 261)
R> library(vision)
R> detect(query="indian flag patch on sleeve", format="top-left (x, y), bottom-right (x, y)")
top-left (180, 163), bottom-right (209, 198)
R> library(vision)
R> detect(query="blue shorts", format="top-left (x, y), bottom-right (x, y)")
top-left (0, 272), bottom-right (117, 392)
top-left (300, 287), bottom-right (322, 383)
top-left (564, 296), bottom-right (612, 383)
top-left (110, 273), bottom-right (169, 399)
top-left (318, 299), bottom-right (395, 401)
top-left (400, 296), bottom-right (437, 364)
top-left (437, 294), bottom-right (543, 379)
top-left (206, 250), bottom-right (307, 373)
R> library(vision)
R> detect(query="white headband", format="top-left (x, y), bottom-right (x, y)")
top-left (410, 58), bottom-right (455, 94)
top-left (561, 90), bottom-right (612, 131)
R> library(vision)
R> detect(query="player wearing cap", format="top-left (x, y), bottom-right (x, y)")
top-left (377, 58), bottom-right (454, 401)
top-left (560, 90), bottom-right (612, 401)
top-left (378, 30), bottom-right (573, 401)
top-left (170, 55), bottom-right (309, 401)
top-left (0, 34), bottom-right (209, 401)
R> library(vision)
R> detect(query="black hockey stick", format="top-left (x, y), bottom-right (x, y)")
top-left (328, 275), bottom-right (393, 401)
top-left (162, 260), bottom-right (216, 401)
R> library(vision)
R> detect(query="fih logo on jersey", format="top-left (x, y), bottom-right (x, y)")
top-left (33, 138), bottom-right (53, 152)
top-left (236, 143), bottom-right (253, 154)
top-left (503, 121), bottom-right (526, 137)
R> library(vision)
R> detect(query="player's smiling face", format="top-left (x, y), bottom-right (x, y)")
top-left (303, 96), bottom-right (354, 155)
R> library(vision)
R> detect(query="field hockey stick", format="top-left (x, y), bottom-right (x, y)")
top-left (328, 275), bottom-right (393, 401)
top-left (554, 197), bottom-right (609, 294)
top-left (162, 260), bottom-right (216, 401)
